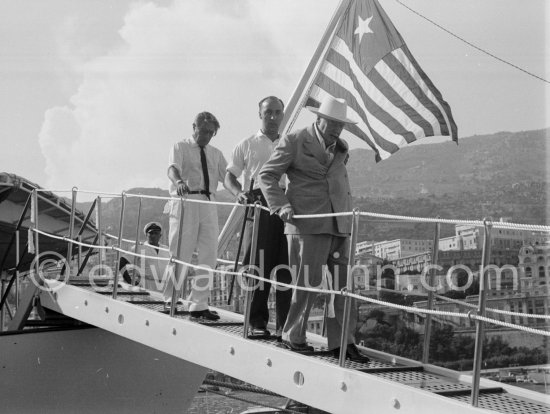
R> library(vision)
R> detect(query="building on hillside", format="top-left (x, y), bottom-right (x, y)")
top-left (351, 251), bottom-right (385, 290)
top-left (390, 246), bottom-right (520, 278)
top-left (394, 273), bottom-right (449, 294)
top-left (439, 220), bottom-right (549, 252)
top-left (410, 242), bottom-right (550, 331)
top-left (307, 307), bottom-right (325, 335)
top-left (356, 239), bottom-right (433, 261)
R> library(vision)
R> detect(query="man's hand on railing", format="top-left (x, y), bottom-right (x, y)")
top-left (175, 180), bottom-right (190, 196)
top-left (236, 191), bottom-right (254, 205)
top-left (278, 206), bottom-right (294, 223)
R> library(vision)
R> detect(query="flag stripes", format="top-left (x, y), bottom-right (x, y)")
top-left (304, 0), bottom-right (457, 161)
top-left (398, 47), bottom-right (457, 138)
top-left (329, 37), bottom-right (425, 142)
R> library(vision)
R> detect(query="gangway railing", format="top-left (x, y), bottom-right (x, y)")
top-left (2, 187), bottom-right (549, 412)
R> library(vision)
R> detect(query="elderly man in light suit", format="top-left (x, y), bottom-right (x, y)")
top-left (259, 96), bottom-right (369, 363)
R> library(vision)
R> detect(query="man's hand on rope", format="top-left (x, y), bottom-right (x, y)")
top-left (175, 180), bottom-right (190, 196)
top-left (236, 191), bottom-right (254, 205)
top-left (278, 206), bottom-right (294, 223)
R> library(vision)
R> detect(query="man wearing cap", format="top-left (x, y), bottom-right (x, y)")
top-left (164, 111), bottom-right (227, 321)
top-left (225, 96), bottom-right (292, 339)
top-left (119, 222), bottom-right (170, 294)
top-left (259, 95), bottom-right (369, 362)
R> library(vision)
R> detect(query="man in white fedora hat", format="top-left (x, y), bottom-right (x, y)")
top-left (259, 95), bottom-right (369, 363)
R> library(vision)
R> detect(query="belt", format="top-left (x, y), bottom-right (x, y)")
top-left (187, 190), bottom-right (211, 196)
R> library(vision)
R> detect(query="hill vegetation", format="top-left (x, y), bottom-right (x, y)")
top-left (78, 128), bottom-right (548, 244)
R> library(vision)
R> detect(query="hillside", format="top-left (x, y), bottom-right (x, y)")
top-left (347, 128), bottom-right (548, 199)
top-left (79, 128), bottom-right (548, 243)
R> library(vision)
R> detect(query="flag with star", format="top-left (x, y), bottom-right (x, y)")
top-left (305, 0), bottom-right (457, 161)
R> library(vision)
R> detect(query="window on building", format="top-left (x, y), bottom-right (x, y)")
top-left (525, 267), bottom-right (532, 278)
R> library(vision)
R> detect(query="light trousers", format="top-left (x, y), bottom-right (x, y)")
top-left (164, 195), bottom-right (218, 312)
top-left (282, 234), bottom-right (357, 350)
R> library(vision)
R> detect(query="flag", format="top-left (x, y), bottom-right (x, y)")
top-left (305, 0), bottom-right (457, 161)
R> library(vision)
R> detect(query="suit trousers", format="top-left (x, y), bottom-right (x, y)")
top-left (164, 195), bottom-right (218, 311)
top-left (242, 192), bottom-right (292, 331)
top-left (282, 233), bottom-right (357, 350)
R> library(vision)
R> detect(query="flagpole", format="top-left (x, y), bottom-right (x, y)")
top-left (281, 0), bottom-right (352, 135)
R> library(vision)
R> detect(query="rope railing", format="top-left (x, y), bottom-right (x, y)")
top-left (124, 192), bottom-right (271, 211)
top-left (20, 187), bottom-right (549, 410)
top-left (36, 187), bottom-right (550, 232)
top-left (434, 293), bottom-right (550, 320)
top-left (103, 233), bottom-right (236, 265)
top-left (359, 211), bottom-right (550, 232)
top-left (30, 227), bottom-right (550, 337)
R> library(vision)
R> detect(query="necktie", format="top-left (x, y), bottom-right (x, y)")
top-left (199, 146), bottom-right (210, 199)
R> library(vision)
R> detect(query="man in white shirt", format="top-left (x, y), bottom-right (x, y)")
top-left (119, 222), bottom-right (170, 294)
top-left (164, 111), bottom-right (227, 321)
top-left (225, 96), bottom-right (291, 338)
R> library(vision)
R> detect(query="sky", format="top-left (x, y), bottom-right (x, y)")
top-left (1, 0), bottom-right (548, 199)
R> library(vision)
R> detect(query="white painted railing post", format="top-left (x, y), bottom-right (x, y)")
top-left (112, 192), bottom-right (126, 300)
top-left (95, 196), bottom-right (103, 274)
top-left (471, 218), bottom-right (493, 406)
top-left (131, 197), bottom-right (143, 286)
top-left (338, 209), bottom-right (360, 367)
top-left (422, 220), bottom-right (440, 364)
top-left (65, 187), bottom-right (78, 279)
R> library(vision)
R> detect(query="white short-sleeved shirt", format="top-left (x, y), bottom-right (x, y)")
top-left (122, 242), bottom-right (170, 281)
top-left (168, 137), bottom-right (228, 198)
top-left (227, 130), bottom-right (285, 191)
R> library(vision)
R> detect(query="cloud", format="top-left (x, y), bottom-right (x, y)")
top-left (38, 0), bottom-right (335, 197)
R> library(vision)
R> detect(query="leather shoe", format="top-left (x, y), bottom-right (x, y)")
top-left (249, 328), bottom-right (271, 337)
top-left (332, 344), bottom-right (370, 363)
top-left (282, 340), bottom-right (314, 353)
top-left (190, 309), bottom-right (220, 321)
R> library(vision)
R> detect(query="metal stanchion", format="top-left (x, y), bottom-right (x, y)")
top-left (242, 203), bottom-right (261, 338)
top-left (65, 187), bottom-right (77, 279)
top-left (77, 236), bottom-right (82, 273)
top-left (131, 198), bottom-right (143, 286)
top-left (422, 220), bottom-right (441, 364)
top-left (338, 209), bottom-right (360, 367)
top-left (471, 218), bottom-right (493, 406)
top-left (15, 230), bottom-right (20, 309)
top-left (112, 192), bottom-right (126, 300)
top-left (0, 278), bottom-right (5, 331)
top-left (33, 190), bottom-right (40, 283)
top-left (170, 198), bottom-right (186, 318)
top-left (0, 195), bottom-right (31, 317)
top-left (96, 197), bottom-right (103, 274)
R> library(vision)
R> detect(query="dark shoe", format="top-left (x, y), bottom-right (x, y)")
top-left (249, 328), bottom-right (271, 337)
top-left (190, 309), bottom-right (220, 321)
top-left (332, 344), bottom-right (370, 363)
top-left (282, 340), bottom-right (314, 353)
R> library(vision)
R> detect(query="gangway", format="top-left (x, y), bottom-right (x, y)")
top-left (14, 277), bottom-right (546, 414)
top-left (1, 174), bottom-right (549, 413)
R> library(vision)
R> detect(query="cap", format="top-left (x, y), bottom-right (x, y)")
top-left (143, 221), bottom-right (162, 235)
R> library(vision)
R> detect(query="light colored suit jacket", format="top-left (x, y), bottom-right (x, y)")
top-left (259, 124), bottom-right (352, 236)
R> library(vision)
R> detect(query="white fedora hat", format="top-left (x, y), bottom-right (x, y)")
top-left (307, 96), bottom-right (357, 124)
